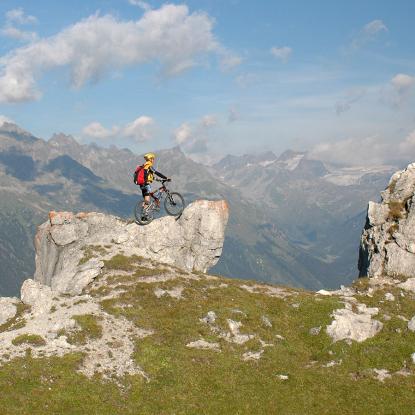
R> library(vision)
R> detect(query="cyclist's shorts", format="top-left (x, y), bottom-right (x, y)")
top-left (140, 184), bottom-right (152, 197)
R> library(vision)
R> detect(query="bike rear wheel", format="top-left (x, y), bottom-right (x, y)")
top-left (134, 201), bottom-right (154, 225)
top-left (164, 192), bottom-right (185, 216)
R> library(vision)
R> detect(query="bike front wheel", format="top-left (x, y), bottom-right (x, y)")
top-left (134, 201), bottom-right (154, 225)
top-left (164, 192), bottom-right (185, 216)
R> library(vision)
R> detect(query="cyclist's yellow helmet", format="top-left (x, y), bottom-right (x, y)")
top-left (144, 152), bottom-right (156, 161)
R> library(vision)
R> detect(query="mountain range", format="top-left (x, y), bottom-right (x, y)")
top-left (0, 122), bottom-right (397, 296)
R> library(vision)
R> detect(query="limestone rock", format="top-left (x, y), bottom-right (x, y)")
top-left (21, 279), bottom-right (53, 316)
top-left (326, 302), bottom-right (383, 343)
top-left (33, 200), bottom-right (229, 295)
top-left (309, 326), bottom-right (321, 336)
top-left (261, 316), bottom-right (272, 328)
top-left (154, 286), bottom-right (184, 299)
top-left (186, 339), bottom-right (220, 351)
top-left (372, 369), bottom-right (391, 382)
top-left (225, 319), bottom-right (254, 345)
top-left (359, 162), bottom-right (415, 279)
top-left (407, 316), bottom-right (415, 332)
top-left (200, 311), bottom-right (217, 325)
top-left (399, 278), bottom-right (415, 292)
top-left (242, 350), bottom-right (263, 361)
top-left (0, 298), bottom-right (18, 325)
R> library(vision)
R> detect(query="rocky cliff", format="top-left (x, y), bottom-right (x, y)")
top-left (2, 196), bottom-right (415, 413)
top-left (34, 200), bottom-right (229, 295)
top-left (0, 199), bottom-right (229, 380)
top-left (359, 162), bottom-right (415, 278)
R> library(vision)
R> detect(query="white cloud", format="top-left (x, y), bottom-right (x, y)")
top-left (391, 73), bottom-right (415, 93)
top-left (363, 19), bottom-right (388, 35)
top-left (309, 135), bottom-right (387, 165)
top-left (0, 4), bottom-right (238, 103)
top-left (0, 115), bottom-right (13, 127)
top-left (382, 73), bottom-right (415, 108)
top-left (174, 122), bottom-right (192, 144)
top-left (351, 19), bottom-right (388, 49)
top-left (219, 51), bottom-right (242, 70)
top-left (1, 26), bottom-right (37, 42)
top-left (82, 122), bottom-right (117, 139)
top-left (128, 0), bottom-right (151, 11)
top-left (201, 114), bottom-right (217, 127)
top-left (2, 8), bottom-right (38, 43)
top-left (309, 129), bottom-right (415, 166)
top-left (270, 46), bottom-right (292, 63)
top-left (5, 8), bottom-right (37, 25)
top-left (83, 116), bottom-right (154, 142)
top-left (123, 116), bottom-right (154, 141)
top-left (173, 114), bottom-right (218, 153)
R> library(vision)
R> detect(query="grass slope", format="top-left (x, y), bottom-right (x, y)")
top-left (1, 256), bottom-right (415, 414)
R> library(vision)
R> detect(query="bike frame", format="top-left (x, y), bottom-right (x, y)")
top-left (149, 180), bottom-right (172, 204)
top-left (136, 178), bottom-right (183, 225)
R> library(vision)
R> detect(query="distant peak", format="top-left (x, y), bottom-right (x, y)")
top-left (0, 122), bottom-right (32, 136)
top-left (49, 133), bottom-right (79, 146)
top-left (0, 122), bottom-right (39, 142)
top-left (277, 149), bottom-right (306, 162)
top-left (157, 146), bottom-right (185, 157)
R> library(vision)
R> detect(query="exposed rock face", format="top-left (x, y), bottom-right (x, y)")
top-left (34, 200), bottom-right (229, 295)
top-left (359, 162), bottom-right (415, 278)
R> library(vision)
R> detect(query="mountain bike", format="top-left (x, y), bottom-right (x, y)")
top-left (134, 179), bottom-right (185, 225)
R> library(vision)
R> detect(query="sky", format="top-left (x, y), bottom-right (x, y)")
top-left (0, 0), bottom-right (414, 166)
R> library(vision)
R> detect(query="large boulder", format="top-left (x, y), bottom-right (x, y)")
top-left (21, 279), bottom-right (53, 316)
top-left (33, 200), bottom-right (229, 295)
top-left (359, 162), bottom-right (415, 278)
top-left (326, 303), bottom-right (383, 342)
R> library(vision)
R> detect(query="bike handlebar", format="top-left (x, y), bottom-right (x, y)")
top-left (155, 178), bottom-right (171, 183)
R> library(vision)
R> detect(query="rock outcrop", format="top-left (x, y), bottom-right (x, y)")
top-left (359, 162), bottom-right (415, 278)
top-left (326, 302), bottom-right (383, 343)
top-left (3, 189), bottom-right (415, 405)
top-left (34, 200), bottom-right (229, 295)
top-left (0, 200), bottom-right (229, 380)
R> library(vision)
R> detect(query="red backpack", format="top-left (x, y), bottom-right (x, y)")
top-left (133, 165), bottom-right (145, 186)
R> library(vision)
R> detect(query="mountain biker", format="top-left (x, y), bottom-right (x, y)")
top-left (140, 152), bottom-right (169, 208)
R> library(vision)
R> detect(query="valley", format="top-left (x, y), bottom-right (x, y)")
top-left (0, 122), bottom-right (397, 296)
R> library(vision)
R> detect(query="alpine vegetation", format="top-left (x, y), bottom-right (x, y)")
top-left (1, 176), bottom-right (415, 413)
